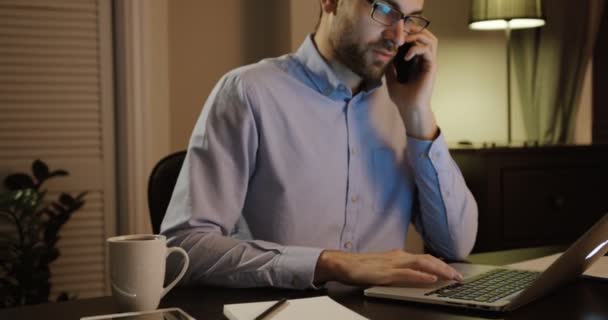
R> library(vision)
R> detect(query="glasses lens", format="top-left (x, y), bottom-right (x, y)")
top-left (405, 16), bottom-right (429, 33)
top-left (372, 2), bottom-right (401, 26)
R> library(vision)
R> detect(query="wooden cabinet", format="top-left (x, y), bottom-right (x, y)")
top-left (451, 145), bottom-right (608, 253)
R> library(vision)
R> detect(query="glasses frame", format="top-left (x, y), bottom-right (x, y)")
top-left (366, 0), bottom-right (431, 34)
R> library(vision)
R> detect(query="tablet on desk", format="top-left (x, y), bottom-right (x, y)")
top-left (80, 307), bottom-right (195, 320)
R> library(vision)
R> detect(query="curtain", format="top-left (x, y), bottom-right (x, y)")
top-left (512, 0), bottom-right (605, 144)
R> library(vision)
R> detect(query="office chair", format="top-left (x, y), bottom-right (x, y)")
top-left (147, 150), bottom-right (187, 234)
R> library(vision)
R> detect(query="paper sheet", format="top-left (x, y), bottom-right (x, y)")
top-left (507, 253), bottom-right (608, 279)
top-left (223, 296), bottom-right (368, 320)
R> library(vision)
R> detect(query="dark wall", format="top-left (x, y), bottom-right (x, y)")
top-left (241, 1), bottom-right (291, 65)
top-left (593, 8), bottom-right (608, 143)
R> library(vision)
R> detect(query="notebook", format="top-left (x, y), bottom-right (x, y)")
top-left (223, 296), bottom-right (368, 320)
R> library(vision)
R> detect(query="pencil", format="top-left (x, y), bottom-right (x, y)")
top-left (253, 298), bottom-right (288, 320)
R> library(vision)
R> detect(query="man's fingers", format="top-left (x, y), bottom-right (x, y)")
top-left (404, 30), bottom-right (437, 49)
top-left (324, 251), bottom-right (465, 287)
top-left (413, 257), bottom-right (454, 280)
top-left (404, 43), bottom-right (431, 61)
top-left (403, 30), bottom-right (438, 62)
top-left (400, 255), bottom-right (462, 281)
top-left (390, 268), bottom-right (438, 286)
top-left (424, 255), bottom-right (464, 281)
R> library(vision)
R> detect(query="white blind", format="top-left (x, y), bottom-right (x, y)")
top-left (0, 0), bottom-right (115, 300)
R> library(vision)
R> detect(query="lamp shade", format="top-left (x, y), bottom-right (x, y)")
top-left (469, 0), bottom-right (546, 30)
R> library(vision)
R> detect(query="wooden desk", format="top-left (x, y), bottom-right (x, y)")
top-left (1, 247), bottom-right (606, 320)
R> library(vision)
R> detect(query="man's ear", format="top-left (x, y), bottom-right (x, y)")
top-left (319, 0), bottom-right (339, 15)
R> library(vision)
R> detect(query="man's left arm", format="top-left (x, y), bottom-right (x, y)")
top-left (406, 133), bottom-right (478, 261)
top-left (386, 29), bottom-right (477, 260)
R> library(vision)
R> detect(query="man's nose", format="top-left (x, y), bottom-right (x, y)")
top-left (385, 19), bottom-right (407, 47)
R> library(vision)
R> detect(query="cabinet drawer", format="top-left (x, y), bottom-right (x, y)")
top-left (501, 167), bottom-right (608, 247)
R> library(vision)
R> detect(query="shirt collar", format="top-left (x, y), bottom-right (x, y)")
top-left (294, 34), bottom-right (383, 98)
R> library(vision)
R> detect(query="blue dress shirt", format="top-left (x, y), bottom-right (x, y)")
top-left (161, 35), bottom-right (478, 289)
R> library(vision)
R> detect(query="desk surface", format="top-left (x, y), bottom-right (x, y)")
top-left (1, 247), bottom-right (607, 320)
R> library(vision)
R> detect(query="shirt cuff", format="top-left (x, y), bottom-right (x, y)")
top-left (274, 246), bottom-right (324, 289)
top-left (407, 131), bottom-right (452, 173)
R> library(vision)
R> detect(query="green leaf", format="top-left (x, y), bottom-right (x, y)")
top-left (76, 191), bottom-right (88, 200)
top-left (32, 160), bottom-right (50, 186)
top-left (0, 189), bottom-right (40, 216)
top-left (4, 174), bottom-right (35, 191)
top-left (47, 202), bottom-right (64, 216)
top-left (44, 223), bottom-right (60, 245)
top-left (59, 194), bottom-right (75, 207)
top-left (49, 170), bottom-right (68, 178)
top-left (37, 190), bottom-right (48, 202)
top-left (46, 247), bottom-right (60, 262)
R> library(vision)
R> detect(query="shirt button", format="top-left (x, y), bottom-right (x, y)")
top-left (344, 242), bottom-right (353, 249)
top-left (351, 148), bottom-right (357, 156)
top-left (351, 195), bottom-right (360, 203)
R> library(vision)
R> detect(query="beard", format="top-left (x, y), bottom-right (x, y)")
top-left (329, 14), bottom-right (396, 83)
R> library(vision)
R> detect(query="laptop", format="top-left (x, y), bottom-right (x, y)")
top-left (364, 212), bottom-right (608, 312)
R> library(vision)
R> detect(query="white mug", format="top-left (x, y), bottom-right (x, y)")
top-left (107, 234), bottom-right (189, 312)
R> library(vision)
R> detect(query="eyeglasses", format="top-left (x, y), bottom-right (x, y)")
top-left (366, 0), bottom-right (430, 34)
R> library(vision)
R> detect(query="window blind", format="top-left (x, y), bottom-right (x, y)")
top-left (0, 0), bottom-right (115, 299)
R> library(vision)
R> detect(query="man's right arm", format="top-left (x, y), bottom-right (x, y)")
top-left (161, 72), bottom-right (323, 289)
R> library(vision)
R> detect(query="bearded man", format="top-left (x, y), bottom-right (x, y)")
top-left (161, 0), bottom-right (478, 289)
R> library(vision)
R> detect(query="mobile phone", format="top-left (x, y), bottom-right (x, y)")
top-left (393, 42), bottom-right (422, 83)
top-left (80, 307), bottom-right (195, 320)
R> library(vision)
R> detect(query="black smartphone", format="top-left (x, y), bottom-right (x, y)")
top-left (393, 42), bottom-right (422, 83)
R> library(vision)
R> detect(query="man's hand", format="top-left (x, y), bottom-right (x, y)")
top-left (314, 249), bottom-right (463, 287)
top-left (386, 29), bottom-right (439, 140)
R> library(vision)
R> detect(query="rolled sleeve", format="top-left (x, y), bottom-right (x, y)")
top-left (274, 246), bottom-right (324, 289)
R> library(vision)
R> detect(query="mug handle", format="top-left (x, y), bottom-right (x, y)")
top-left (161, 246), bottom-right (190, 298)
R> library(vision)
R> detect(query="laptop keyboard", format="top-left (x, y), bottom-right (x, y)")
top-left (425, 269), bottom-right (541, 303)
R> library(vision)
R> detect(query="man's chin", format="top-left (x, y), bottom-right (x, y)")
top-left (362, 64), bottom-right (388, 83)
top-left (348, 59), bottom-right (388, 84)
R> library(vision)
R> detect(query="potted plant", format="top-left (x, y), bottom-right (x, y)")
top-left (0, 159), bottom-right (86, 308)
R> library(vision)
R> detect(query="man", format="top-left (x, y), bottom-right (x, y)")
top-left (161, 0), bottom-right (478, 289)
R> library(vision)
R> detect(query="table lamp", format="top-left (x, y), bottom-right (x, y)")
top-left (469, 0), bottom-right (546, 144)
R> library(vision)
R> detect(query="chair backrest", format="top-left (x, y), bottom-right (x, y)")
top-left (147, 150), bottom-right (187, 234)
